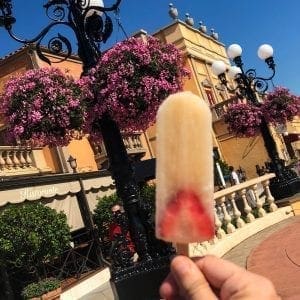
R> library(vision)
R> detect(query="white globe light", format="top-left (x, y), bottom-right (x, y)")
top-left (211, 60), bottom-right (227, 76)
top-left (227, 44), bottom-right (242, 59)
top-left (258, 44), bottom-right (274, 60)
top-left (81, 0), bottom-right (104, 17)
top-left (228, 66), bottom-right (242, 79)
top-left (81, 0), bottom-right (104, 9)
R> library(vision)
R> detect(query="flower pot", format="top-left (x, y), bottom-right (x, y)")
top-left (29, 287), bottom-right (61, 300)
top-left (41, 287), bottom-right (61, 300)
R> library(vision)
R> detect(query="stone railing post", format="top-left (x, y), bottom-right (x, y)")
top-left (262, 179), bottom-right (278, 212)
top-left (214, 201), bottom-right (226, 239)
top-left (5, 151), bottom-right (13, 169)
top-left (229, 192), bottom-right (245, 228)
top-left (239, 189), bottom-right (255, 223)
top-left (251, 184), bottom-right (266, 217)
top-left (217, 196), bottom-right (235, 233)
top-left (0, 150), bottom-right (5, 170)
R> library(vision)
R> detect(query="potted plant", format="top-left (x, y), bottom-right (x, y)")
top-left (223, 86), bottom-right (300, 137)
top-left (262, 86), bottom-right (300, 125)
top-left (82, 36), bottom-right (189, 141)
top-left (0, 67), bottom-right (89, 147)
top-left (21, 277), bottom-right (61, 300)
top-left (224, 102), bottom-right (263, 137)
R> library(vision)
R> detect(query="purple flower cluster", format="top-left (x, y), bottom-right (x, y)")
top-left (262, 87), bottom-right (300, 125)
top-left (224, 103), bottom-right (263, 137)
top-left (0, 68), bottom-right (88, 147)
top-left (83, 36), bottom-right (189, 140)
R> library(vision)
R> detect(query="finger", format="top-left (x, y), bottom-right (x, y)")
top-left (194, 255), bottom-right (246, 288)
top-left (160, 272), bottom-right (180, 299)
top-left (195, 255), bottom-right (279, 299)
top-left (170, 255), bottom-right (217, 300)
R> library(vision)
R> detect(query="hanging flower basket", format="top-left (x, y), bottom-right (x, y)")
top-left (0, 67), bottom-right (89, 147)
top-left (262, 86), bottom-right (300, 125)
top-left (82, 36), bottom-right (189, 140)
top-left (224, 103), bottom-right (263, 137)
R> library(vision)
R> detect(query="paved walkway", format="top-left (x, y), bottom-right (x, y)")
top-left (247, 217), bottom-right (300, 299)
top-left (222, 216), bottom-right (298, 267)
top-left (80, 216), bottom-right (300, 299)
top-left (223, 216), bottom-right (300, 299)
top-left (78, 281), bottom-right (114, 300)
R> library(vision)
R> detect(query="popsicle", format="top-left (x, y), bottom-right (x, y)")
top-left (155, 91), bottom-right (215, 244)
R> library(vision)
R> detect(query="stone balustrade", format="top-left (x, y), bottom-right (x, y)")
top-left (0, 146), bottom-right (51, 176)
top-left (178, 173), bottom-right (294, 257)
top-left (212, 96), bottom-right (247, 120)
top-left (93, 132), bottom-right (146, 169)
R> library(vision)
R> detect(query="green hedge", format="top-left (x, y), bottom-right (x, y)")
top-left (0, 203), bottom-right (71, 278)
top-left (93, 184), bottom-right (156, 241)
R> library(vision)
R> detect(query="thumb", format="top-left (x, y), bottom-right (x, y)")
top-left (171, 256), bottom-right (216, 300)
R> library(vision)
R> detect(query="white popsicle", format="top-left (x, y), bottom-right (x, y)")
top-left (155, 91), bottom-right (214, 243)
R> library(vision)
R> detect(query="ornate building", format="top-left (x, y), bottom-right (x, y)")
top-left (0, 18), bottom-right (298, 181)
top-left (0, 45), bottom-right (153, 177)
top-left (147, 19), bottom-right (298, 179)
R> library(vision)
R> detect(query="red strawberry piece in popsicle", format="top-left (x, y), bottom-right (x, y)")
top-left (157, 190), bottom-right (214, 243)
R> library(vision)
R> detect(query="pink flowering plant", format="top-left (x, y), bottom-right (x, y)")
top-left (224, 103), bottom-right (263, 137)
top-left (261, 87), bottom-right (300, 125)
top-left (83, 36), bottom-right (189, 139)
top-left (0, 67), bottom-right (88, 147)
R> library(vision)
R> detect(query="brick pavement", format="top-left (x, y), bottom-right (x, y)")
top-left (81, 216), bottom-right (299, 299)
top-left (247, 216), bottom-right (300, 299)
top-left (222, 217), bottom-right (298, 267)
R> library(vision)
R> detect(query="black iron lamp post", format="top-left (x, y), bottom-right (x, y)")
top-left (0, 1), bottom-right (174, 298)
top-left (67, 155), bottom-right (107, 266)
top-left (212, 43), bottom-right (299, 199)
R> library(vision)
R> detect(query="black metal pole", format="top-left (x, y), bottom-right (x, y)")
top-left (99, 114), bottom-right (151, 261)
top-left (74, 171), bottom-right (108, 267)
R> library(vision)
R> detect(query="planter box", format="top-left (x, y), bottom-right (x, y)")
top-left (30, 287), bottom-right (61, 300)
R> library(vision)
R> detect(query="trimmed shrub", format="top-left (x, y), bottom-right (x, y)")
top-left (93, 184), bottom-right (156, 242)
top-left (0, 203), bottom-right (71, 278)
top-left (21, 277), bottom-right (60, 299)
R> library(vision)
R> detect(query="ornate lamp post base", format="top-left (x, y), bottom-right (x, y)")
top-left (270, 171), bottom-right (300, 200)
top-left (110, 256), bottom-right (172, 300)
top-left (260, 121), bottom-right (300, 200)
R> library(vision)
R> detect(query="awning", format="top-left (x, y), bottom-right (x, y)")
top-left (0, 176), bottom-right (115, 231)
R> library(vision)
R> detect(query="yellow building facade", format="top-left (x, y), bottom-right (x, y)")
top-left (0, 20), bottom-right (298, 180)
top-left (149, 20), bottom-right (297, 179)
top-left (0, 46), bottom-right (153, 176)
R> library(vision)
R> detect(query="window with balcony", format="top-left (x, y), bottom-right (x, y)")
top-left (205, 89), bottom-right (216, 106)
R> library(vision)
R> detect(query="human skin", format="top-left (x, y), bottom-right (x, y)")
top-left (160, 255), bottom-right (281, 300)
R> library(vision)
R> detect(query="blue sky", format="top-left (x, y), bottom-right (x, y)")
top-left (1, 0), bottom-right (300, 94)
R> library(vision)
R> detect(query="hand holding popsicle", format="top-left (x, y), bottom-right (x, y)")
top-left (155, 91), bottom-right (214, 243)
top-left (155, 92), bottom-right (279, 300)
top-left (160, 255), bottom-right (280, 300)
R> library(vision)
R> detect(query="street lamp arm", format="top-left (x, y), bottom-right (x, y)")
top-left (5, 20), bottom-right (69, 44)
top-left (0, 0), bottom-right (121, 68)
top-left (243, 66), bottom-right (275, 95)
top-left (5, 21), bottom-right (74, 64)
